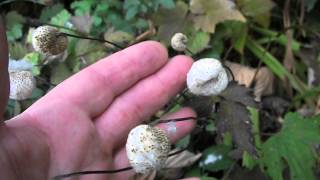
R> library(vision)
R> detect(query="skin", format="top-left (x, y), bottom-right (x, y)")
top-left (0, 20), bottom-right (198, 180)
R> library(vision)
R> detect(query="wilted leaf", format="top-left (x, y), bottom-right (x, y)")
top-left (225, 61), bottom-right (274, 101)
top-left (262, 113), bottom-right (320, 180)
top-left (104, 29), bottom-right (134, 48)
top-left (217, 100), bottom-right (256, 158)
top-left (50, 62), bottom-right (72, 84)
top-left (199, 144), bottom-right (234, 172)
top-left (220, 81), bottom-right (257, 107)
top-left (184, 96), bottom-right (215, 117)
top-left (190, 0), bottom-right (246, 33)
top-left (187, 31), bottom-right (210, 55)
top-left (152, 1), bottom-right (189, 44)
top-left (237, 0), bottom-right (275, 27)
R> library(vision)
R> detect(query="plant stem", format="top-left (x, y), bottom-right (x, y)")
top-left (60, 33), bottom-right (124, 49)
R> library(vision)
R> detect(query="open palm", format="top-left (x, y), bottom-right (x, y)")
top-left (0, 41), bottom-right (197, 180)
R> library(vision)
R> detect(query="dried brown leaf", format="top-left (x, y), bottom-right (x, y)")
top-left (225, 61), bottom-right (274, 101)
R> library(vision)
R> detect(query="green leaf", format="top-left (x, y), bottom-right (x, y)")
top-left (40, 3), bottom-right (64, 22)
top-left (262, 113), bottom-right (320, 180)
top-left (176, 134), bottom-right (190, 148)
top-left (9, 42), bottom-right (28, 59)
top-left (70, 0), bottom-right (94, 16)
top-left (199, 144), bottom-right (234, 172)
top-left (246, 37), bottom-right (307, 94)
top-left (190, 0), bottom-right (246, 33)
top-left (187, 31), bottom-right (210, 55)
top-left (6, 24), bottom-right (23, 42)
top-left (50, 9), bottom-right (71, 27)
top-left (23, 52), bottom-right (42, 75)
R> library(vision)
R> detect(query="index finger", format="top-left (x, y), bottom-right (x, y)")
top-left (27, 41), bottom-right (168, 118)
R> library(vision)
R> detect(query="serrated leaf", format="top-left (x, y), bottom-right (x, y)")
top-left (262, 113), bottom-right (320, 180)
top-left (40, 3), bottom-right (64, 21)
top-left (220, 81), bottom-right (257, 107)
top-left (199, 144), bottom-right (234, 172)
top-left (187, 31), bottom-right (210, 55)
top-left (190, 0), bottom-right (246, 33)
top-left (50, 9), bottom-right (71, 27)
top-left (217, 100), bottom-right (256, 158)
top-left (152, 1), bottom-right (189, 44)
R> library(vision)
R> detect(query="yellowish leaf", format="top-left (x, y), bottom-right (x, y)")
top-left (190, 0), bottom-right (246, 33)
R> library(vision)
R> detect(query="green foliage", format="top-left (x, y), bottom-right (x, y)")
top-left (5, 11), bottom-right (25, 42)
top-left (199, 144), bottom-right (235, 172)
top-left (261, 113), bottom-right (320, 180)
top-left (123, 0), bottom-right (174, 20)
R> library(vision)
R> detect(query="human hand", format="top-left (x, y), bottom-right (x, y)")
top-left (0, 41), bottom-right (197, 180)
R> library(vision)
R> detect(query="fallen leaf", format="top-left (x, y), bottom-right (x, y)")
top-left (225, 61), bottom-right (274, 101)
top-left (190, 0), bottom-right (246, 33)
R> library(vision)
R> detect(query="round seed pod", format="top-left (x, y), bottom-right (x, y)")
top-left (171, 33), bottom-right (188, 52)
top-left (9, 70), bottom-right (36, 100)
top-left (126, 124), bottom-right (170, 174)
top-left (187, 58), bottom-right (229, 96)
top-left (32, 26), bottom-right (68, 55)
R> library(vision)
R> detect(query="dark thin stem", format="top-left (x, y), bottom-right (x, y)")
top-left (158, 116), bottom-right (198, 124)
top-left (52, 116), bottom-right (201, 179)
top-left (186, 48), bottom-right (194, 56)
top-left (223, 64), bottom-right (235, 81)
top-left (35, 76), bottom-right (57, 87)
top-left (53, 167), bottom-right (133, 180)
top-left (60, 33), bottom-right (124, 49)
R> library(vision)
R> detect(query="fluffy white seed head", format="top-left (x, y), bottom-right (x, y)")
top-left (32, 26), bottom-right (68, 55)
top-left (187, 58), bottom-right (229, 96)
top-left (171, 33), bottom-right (188, 51)
top-left (126, 124), bottom-right (170, 174)
top-left (9, 70), bottom-right (36, 100)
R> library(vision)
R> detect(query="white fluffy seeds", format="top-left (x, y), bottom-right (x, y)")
top-left (171, 33), bottom-right (188, 51)
top-left (32, 26), bottom-right (68, 55)
top-left (126, 125), bottom-right (170, 174)
top-left (9, 70), bottom-right (36, 100)
top-left (187, 58), bottom-right (229, 96)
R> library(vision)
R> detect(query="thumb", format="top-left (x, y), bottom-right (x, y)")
top-left (0, 16), bottom-right (9, 121)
